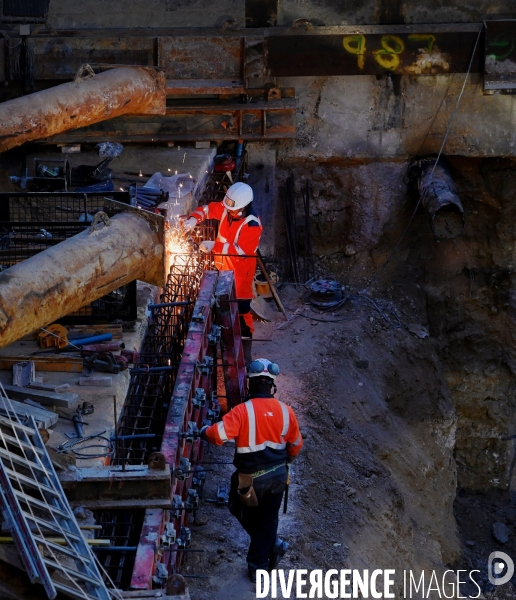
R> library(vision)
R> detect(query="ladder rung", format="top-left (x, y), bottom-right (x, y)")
top-left (0, 414), bottom-right (36, 435)
top-left (33, 535), bottom-right (93, 564)
top-left (5, 467), bottom-right (60, 498)
top-left (0, 447), bottom-right (47, 472)
top-left (53, 580), bottom-right (107, 600)
top-left (25, 513), bottom-right (83, 540)
top-left (0, 432), bottom-right (44, 455)
top-left (15, 490), bottom-right (70, 519)
top-left (42, 557), bottom-right (103, 587)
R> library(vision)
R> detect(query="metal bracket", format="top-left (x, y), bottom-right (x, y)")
top-left (196, 356), bottom-right (214, 376)
top-left (177, 526), bottom-right (191, 549)
top-left (192, 305), bottom-right (206, 323)
top-left (186, 488), bottom-right (199, 509)
top-left (207, 324), bottom-right (222, 345)
top-left (161, 522), bottom-right (176, 547)
top-left (152, 562), bottom-right (169, 587)
top-left (192, 466), bottom-right (206, 490)
top-left (171, 494), bottom-right (185, 519)
top-left (174, 456), bottom-right (191, 480)
top-left (193, 388), bottom-right (206, 409)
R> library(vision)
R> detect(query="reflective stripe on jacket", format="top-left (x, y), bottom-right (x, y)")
top-left (204, 397), bottom-right (303, 474)
top-left (190, 201), bottom-right (262, 299)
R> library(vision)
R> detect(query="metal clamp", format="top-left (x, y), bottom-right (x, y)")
top-left (186, 488), bottom-right (200, 509)
top-left (207, 324), bottom-right (222, 345)
top-left (161, 522), bottom-right (176, 547)
top-left (193, 388), bottom-right (206, 409)
top-left (192, 466), bottom-right (206, 490)
top-left (196, 356), bottom-right (214, 376)
top-left (152, 562), bottom-right (168, 587)
top-left (180, 423), bottom-right (199, 444)
top-left (174, 456), bottom-right (191, 480)
top-left (172, 494), bottom-right (185, 519)
top-left (177, 526), bottom-right (191, 549)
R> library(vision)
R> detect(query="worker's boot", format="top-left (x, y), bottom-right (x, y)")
top-left (268, 538), bottom-right (289, 571)
top-left (248, 561), bottom-right (269, 583)
top-left (242, 338), bottom-right (252, 367)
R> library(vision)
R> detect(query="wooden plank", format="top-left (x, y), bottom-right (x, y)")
top-left (0, 384), bottom-right (78, 409)
top-left (0, 356), bottom-right (82, 373)
top-left (68, 498), bottom-right (171, 510)
top-left (0, 398), bottom-right (58, 429)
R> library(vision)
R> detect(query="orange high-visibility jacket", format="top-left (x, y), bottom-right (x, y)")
top-left (204, 396), bottom-right (303, 474)
top-left (190, 201), bottom-right (262, 299)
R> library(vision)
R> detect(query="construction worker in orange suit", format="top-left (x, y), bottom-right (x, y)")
top-left (200, 358), bottom-right (303, 581)
top-left (182, 182), bottom-right (262, 364)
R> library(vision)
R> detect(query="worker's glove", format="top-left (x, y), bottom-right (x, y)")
top-left (182, 217), bottom-right (198, 232)
top-left (199, 240), bottom-right (215, 253)
top-left (199, 425), bottom-right (209, 441)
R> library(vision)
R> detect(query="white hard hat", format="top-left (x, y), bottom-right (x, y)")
top-left (247, 358), bottom-right (280, 381)
top-left (223, 182), bottom-right (253, 211)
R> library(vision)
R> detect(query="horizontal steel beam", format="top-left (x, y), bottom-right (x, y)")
top-left (0, 23), bottom-right (484, 86)
top-left (44, 99), bottom-right (296, 143)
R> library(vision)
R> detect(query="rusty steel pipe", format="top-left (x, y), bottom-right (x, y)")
top-left (417, 157), bottom-right (465, 239)
top-left (0, 211), bottom-right (166, 348)
top-left (0, 66), bottom-right (166, 152)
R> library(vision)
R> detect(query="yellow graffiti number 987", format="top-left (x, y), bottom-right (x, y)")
top-left (373, 35), bottom-right (405, 70)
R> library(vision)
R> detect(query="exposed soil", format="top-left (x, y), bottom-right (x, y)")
top-left (187, 155), bottom-right (516, 600)
top-left (187, 280), bottom-right (460, 599)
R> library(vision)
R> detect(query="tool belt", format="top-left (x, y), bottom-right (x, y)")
top-left (237, 472), bottom-right (258, 507)
top-left (237, 463), bottom-right (286, 507)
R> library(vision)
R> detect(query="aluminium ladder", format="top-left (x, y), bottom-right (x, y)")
top-left (0, 397), bottom-right (113, 600)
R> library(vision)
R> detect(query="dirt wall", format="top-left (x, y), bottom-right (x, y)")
top-left (275, 156), bottom-right (516, 495)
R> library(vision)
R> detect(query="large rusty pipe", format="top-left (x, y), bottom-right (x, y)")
top-left (0, 66), bottom-right (166, 152)
top-left (0, 210), bottom-right (165, 348)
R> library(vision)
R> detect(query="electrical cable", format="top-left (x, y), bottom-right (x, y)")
top-left (71, 435), bottom-right (114, 458)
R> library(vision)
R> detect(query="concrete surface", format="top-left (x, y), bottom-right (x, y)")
top-left (0, 281), bottom-right (155, 468)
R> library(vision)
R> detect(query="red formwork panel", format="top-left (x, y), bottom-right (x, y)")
top-left (215, 271), bottom-right (247, 409)
top-left (130, 509), bottom-right (164, 589)
top-left (130, 271), bottom-right (219, 590)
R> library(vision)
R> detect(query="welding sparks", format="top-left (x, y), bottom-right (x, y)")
top-left (165, 227), bottom-right (192, 273)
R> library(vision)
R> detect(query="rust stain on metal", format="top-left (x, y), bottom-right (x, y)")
top-left (158, 37), bottom-right (241, 79)
top-left (0, 66), bottom-right (166, 152)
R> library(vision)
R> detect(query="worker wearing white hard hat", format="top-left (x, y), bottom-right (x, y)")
top-left (183, 182), bottom-right (262, 364)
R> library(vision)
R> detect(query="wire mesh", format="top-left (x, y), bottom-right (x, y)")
top-left (0, 191), bottom-right (136, 322)
top-left (112, 253), bottom-right (209, 467)
top-left (91, 510), bottom-right (145, 589)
